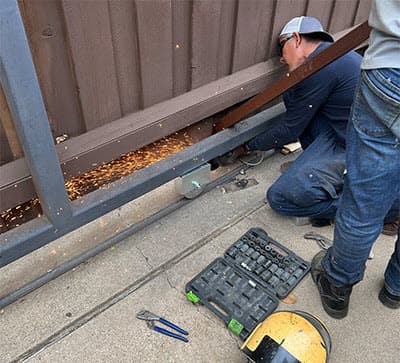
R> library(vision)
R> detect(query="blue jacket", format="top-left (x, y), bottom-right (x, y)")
top-left (247, 42), bottom-right (362, 151)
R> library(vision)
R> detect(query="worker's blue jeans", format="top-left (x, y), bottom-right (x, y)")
top-left (267, 128), bottom-right (346, 220)
top-left (322, 69), bottom-right (400, 296)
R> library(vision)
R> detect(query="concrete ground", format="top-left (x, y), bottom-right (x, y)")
top-left (0, 151), bottom-right (398, 363)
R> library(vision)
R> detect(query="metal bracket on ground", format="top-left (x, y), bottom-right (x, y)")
top-left (175, 163), bottom-right (211, 199)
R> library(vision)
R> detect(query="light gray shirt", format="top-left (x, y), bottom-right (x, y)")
top-left (361, 0), bottom-right (400, 69)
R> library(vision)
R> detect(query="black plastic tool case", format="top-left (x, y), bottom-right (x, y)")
top-left (185, 228), bottom-right (310, 340)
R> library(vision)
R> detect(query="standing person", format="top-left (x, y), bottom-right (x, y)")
top-left (312, 0), bottom-right (400, 319)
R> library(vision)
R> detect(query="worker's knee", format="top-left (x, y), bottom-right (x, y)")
top-left (267, 183), bottom-right (290, 213)
top-left (266, 169), bottom-right (320, 213)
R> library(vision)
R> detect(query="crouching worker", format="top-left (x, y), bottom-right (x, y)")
top-left (244, 16), bottom-right (362, 226)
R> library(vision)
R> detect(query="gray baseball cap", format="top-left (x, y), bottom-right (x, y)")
top-left (280, 16), bottom-right (334, 42)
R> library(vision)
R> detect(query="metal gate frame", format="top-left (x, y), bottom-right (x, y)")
top-left (0, 0), bottom-right (286, 268)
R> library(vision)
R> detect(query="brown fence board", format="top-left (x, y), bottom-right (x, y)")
top-left (268, 0), bottom-right (308, 58)
top-left (306, 0), bottom-right (335, 30)
top-left (136, 0), bottom-right (173, 108)
top-left (108, 0), bottom-right (142, 115)
top-left (232, 0), bottom-right (262, 72)
top-left (354, 0), bottom-right (372, 23)
top-left (172, 0), bottom-right (192, 96)
top-left (191, 0), bottom-right (222, 89)
top-left (328, 0), bottom-right (359, 33)
top-left (0, 128), bottom-right (13, 166)
top-left (215, 0), bottom-right (237, 78)
top-left (254, 1), bottom-right (276, 64)
top-left (62, 0), bottom-right (121, 131)
top-left (232, 0), bottom-right (277, 72)
top-left (0, 86), bottom-right (23, 162)
top-left (18, 0), bottom-right (83, 138)
top-left (0, 121), bottom-right (13, 166)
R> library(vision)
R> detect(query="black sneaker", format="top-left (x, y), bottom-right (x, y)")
top-left (311, 251), bottom-right (353, 319)
top-left (310, 218), bottom-right (333, 227)
top-left (378, 286), bottom-right (400, 309)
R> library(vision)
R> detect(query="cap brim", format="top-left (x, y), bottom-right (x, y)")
top-left (301, 31), bottom-right (334, 42)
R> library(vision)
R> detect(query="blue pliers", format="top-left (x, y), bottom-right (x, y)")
top-left (136, 310), bottom-right (189, 343)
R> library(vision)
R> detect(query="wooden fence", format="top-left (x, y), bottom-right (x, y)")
top-left (0, 0), bottom-right (371, 166)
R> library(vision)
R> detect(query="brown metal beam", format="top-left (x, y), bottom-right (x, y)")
top-left (214, 21), bottom-right (371, 132)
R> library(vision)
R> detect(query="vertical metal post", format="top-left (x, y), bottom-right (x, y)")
top-left (0, 0), bottom-right (72, 225)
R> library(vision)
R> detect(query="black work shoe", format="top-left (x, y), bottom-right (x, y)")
top-left (381, 218), bottom-right (399, 236)
top-left (310, 218), bottom-right (333, 228)
top-left (378, 286), bottom-right (400, 309)
top-left (311, 251), bottom-right (353, 319)
top-left (210, 146), bottom-right (245, 169)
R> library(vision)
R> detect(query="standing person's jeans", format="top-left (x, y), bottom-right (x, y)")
top-left (322, 69), bottom-right (400, 296)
